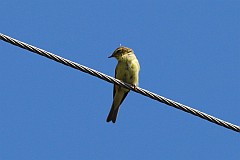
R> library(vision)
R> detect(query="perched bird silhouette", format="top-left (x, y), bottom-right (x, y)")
top-left (107, 46), bottom-right (140, 123)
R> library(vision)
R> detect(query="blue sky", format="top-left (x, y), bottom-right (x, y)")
top-left (0, 0), bottom-right (239, 159)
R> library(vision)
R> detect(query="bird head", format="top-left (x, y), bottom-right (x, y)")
top-left (108, 46), bottom-right (133, 60)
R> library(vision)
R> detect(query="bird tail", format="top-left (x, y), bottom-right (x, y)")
top-left (106, 104), bottom-right (119, 123)
top-left (106, 90), bottom-right (129, 123)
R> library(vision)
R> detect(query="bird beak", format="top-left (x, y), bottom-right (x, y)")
top-left (108, 54), bottom-right (114, 58)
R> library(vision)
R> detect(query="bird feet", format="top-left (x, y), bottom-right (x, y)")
top-left (132, 84), bottom-right (137, 90)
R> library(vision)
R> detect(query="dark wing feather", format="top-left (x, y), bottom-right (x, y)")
top-left (113, 68), bottom-right (117, 98)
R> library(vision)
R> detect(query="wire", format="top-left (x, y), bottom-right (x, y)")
top-left (0, 33), bottom-right (239, 133)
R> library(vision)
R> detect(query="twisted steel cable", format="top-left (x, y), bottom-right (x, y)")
top-left (0, 33), bottom-right (239, 133)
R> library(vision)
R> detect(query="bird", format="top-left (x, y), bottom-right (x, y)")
top-left (107, 46), bottom-right (140, 123)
